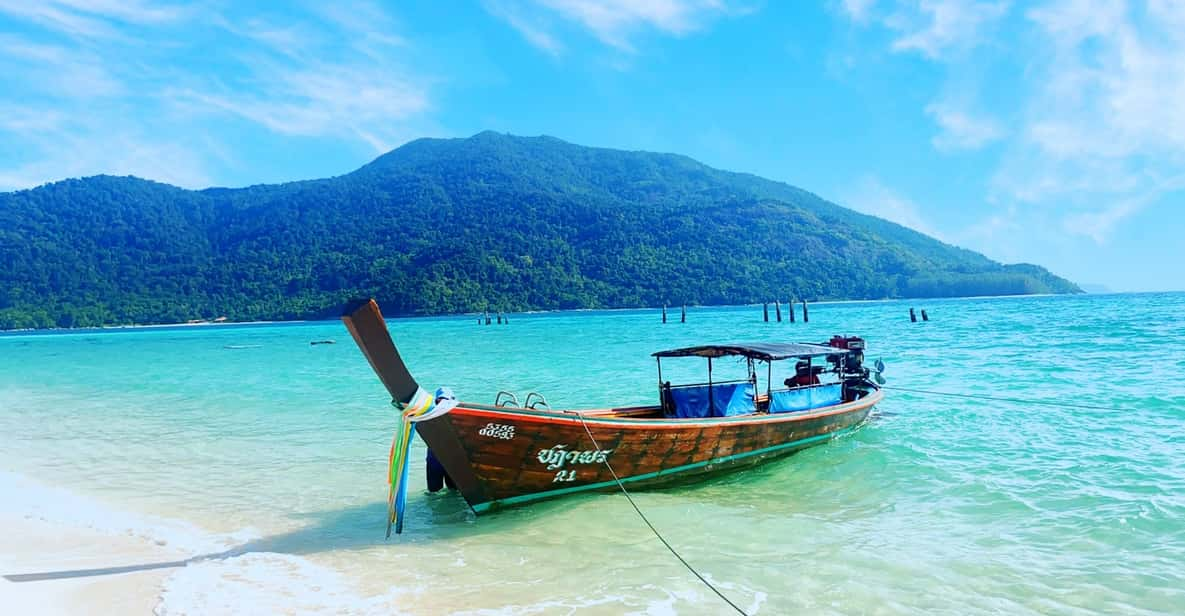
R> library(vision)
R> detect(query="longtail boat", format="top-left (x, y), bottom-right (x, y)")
top-left (342, 299), bottom-right (884, 535)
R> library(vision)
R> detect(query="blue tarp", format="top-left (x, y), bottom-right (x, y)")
top-left (769, 383), bottom-right (843, 413)
top-left (668, 382), bottom-right (756, 418)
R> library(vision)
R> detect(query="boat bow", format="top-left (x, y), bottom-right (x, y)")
top-left (342, 298), bottom-right (459, 536)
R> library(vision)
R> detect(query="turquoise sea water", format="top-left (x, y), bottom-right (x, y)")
top-left (1, 293), bottom-right (1183, 614)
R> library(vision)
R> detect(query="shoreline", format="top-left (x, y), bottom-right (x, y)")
top-left (0, 470), bottom-right (413, 615)
top-left (0, 319), bottom-right (310, 337)
top-left (0, 470), bottom-right (196, 615)
top-left (0, 290), bottom-right (1157, 336)
top-left (100, 319), bottom-right (305, 330)
top-left (1, 513), bottom-right (179, 615)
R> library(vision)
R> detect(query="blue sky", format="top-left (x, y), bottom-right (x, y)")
top-left (1, 1), bottom-right (1181, 292)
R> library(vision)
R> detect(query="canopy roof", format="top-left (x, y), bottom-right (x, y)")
top-left (652, 342), bottom-right (848, 361)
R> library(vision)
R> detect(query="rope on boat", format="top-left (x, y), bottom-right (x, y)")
top-left (572, 413), bottom-right (750, 616)
top-left (882, 386), bottom-right (1133, 412)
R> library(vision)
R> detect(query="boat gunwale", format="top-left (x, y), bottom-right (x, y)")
top-left (444, 388), bottom-right (882, 429)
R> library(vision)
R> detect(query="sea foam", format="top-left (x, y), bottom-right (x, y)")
top-left (0, 470), bottom-right (256, 555)
top-left (1, 471), bottom-right (412, 615)
top-left (155, 553), bottom-right (411, 616)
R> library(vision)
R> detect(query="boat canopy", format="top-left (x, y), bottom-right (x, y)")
top-left (652, 342), bottom-right (849, 361)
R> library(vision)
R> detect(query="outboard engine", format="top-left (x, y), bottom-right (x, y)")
top-left (824, 335), bottom-right (883, 394)
top-left (826, 335), bottom-right (866, 375)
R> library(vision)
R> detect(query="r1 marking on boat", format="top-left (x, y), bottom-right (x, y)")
top-left (478, 423), bottom-right (516, 440)
top-left (552, 470), bottom-right (577, 483)
top-left (537, 444), bottom-right (613, 470)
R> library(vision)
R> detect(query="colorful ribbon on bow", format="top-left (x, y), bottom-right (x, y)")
top-left (387, 386), bottom-right (457, 537)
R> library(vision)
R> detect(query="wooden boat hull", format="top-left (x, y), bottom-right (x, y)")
top-left (417, 389), bottom-right (881, 513)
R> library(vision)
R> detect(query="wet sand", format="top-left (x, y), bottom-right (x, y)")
top-left (1, 513), bottom-right (183, 615)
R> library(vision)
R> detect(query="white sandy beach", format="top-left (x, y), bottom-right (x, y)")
top-left (0, 469), bottom-right (207, 614)
top-left (0, 470), bottom-right (417, 615)
top-left (1, 513), bottom-right (179, 615)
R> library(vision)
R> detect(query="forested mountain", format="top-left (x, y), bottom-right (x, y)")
top-left (0, 131), bottom-right (1079, 329)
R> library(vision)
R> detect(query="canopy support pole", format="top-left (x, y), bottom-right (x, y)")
top-left (747, 357), bottom-right (757, 405)
top-left (707, 357), bottom-right (714, 416)
top-left (656, 358), bottom-right (665, 414)
top-left (766, 360), bottom-right (772, 403)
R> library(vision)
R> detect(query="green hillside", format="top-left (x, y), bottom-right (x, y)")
top-left (0, 132), bottom-right (1079, 329)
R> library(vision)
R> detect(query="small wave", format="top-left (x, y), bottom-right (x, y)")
top-left (2, 471), bottom-right (415, 616)
top-left (0, 471), bottom-right (256, 555)
top-left (155, 553), bottom-right (411, 616)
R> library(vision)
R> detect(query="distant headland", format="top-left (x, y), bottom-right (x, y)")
top-left (0, 132), bottom-right (1080, 330)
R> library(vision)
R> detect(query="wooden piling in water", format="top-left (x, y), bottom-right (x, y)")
top-left (485, 312), bottom-right (491, 325)
top-left (497, 313), bottom-right (503, 325)
top-left (788, 299), bottom-right (796, 323)
top-left (775, 301), bottom-right (782, 322)
top-left (921, 309), bottom-right (929, 322)
top-left (662, 304), bottom-right (667, 324)
top-left (910, 308), bottom-right (917, 323)
top-left (802, 300), bottom-right (809, 323)
top-left (763, 303), bottom-right (769, 322)
top-left (681, 305), bottom-right (686, 323)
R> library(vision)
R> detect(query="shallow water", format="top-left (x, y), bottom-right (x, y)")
top-left (1, 293), bottom-right (1183, 614)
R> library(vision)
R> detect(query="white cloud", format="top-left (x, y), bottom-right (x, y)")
top-left (998, 1), bottom-right (1185, 240)
top-left (484, 0), bottom-right (565, 55)
top-left (887, 0), bottom-right (1010, 59)
top-left (176, 65), bottom-right (429, 152)
top-left (0, 0), bottom-right (118, 39)
top-left (0, 1), bottom-right (435, 189)
top-left (841, 0), bottom-right (1185, 243)
top-left (840, 176), bottom-right (945, 240)
top-left (1023, 2), bottom-right (1185, 161)
top-left (925, 102), bottom-right (1004, 150)
top-left (1026, 0), bottom-right (1122, 45)
top-left (488, 0), bottom-right (736, 53)
top-left (0, 105), bottom-right (67, 134)
top-left (51, 0), bottom-right (188, 25)
top-left (0, 117), bottom-right (212, 191)
top-left (1059, 173), bottom-right (1185, 243)
top-left (309, 3), bottom-right (408, 54)
top-left (179, 4), bottom-right (430, 153)
top-left (0, 38), bottom-right (125, 98)
top-left (839, 0), bottom-right (878, 23)
top-left (1061, 199), bottom-right (1145, 244)
top-left (954, 203), bottom-right (1026, 260)
top-left (0, 0), bottom-right (188, 39)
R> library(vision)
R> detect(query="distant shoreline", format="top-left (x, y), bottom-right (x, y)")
top-left (1, 290), bottom-right (1171, 335)
top-left (0, 319), bottom-right (308, 335)
top-left (101, 319), bottom-right (307, 330)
